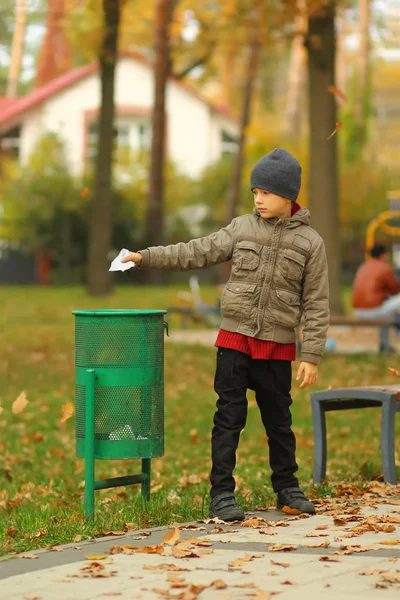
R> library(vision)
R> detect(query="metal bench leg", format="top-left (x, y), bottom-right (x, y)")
top-left (381, 397), bottom-right (397, 484)
top-left (311, 398), bottom-right (327, 484)
top-left (379, 325), bottom-right (390, 353)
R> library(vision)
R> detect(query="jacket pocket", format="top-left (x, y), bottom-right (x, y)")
top-left (283, 249), bottom-right (306, 281)
top-left (269, 288), bottom-right (302, 328)
top-left (221, 281), bottom-right (257, 317)
top-left (233, 241), bottom-right (262, 272)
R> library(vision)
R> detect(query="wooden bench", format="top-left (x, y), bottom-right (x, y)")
top-left (329, 317), bottom-right (397, 354)
top-left (298, 317), bottom-right (398, 354)
top-left (311, 385), bottom-right (400, 484)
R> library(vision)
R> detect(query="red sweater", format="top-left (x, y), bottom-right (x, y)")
top-left (214, 203), bottom-right (301, 362)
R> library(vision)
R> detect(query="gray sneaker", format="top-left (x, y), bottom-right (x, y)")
top-left (209, 493), bottom-right (245, 522)
top-left (277, 487), bottom-right (316, 515)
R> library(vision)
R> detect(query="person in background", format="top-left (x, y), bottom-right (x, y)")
top-left (352, 244), bottom-right (400, 318)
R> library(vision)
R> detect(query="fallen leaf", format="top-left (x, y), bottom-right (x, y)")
top-left (229, 553), bottom-right (263, 568)
top-left (85, 554), bottom-right (108, 560)
top-left (167, 573), bottom-right (187, 588)
top-left (19, 554), bottom-right (38, 559)
top-left (60, 402), bottom-right (74, 424)
top-left (381, 572), bottom-right (400, 584)
top-left (143, 564), bottom-right (190, 572)
top-left (304, 540), bottom-right (330, 548)
top-left (109, 545), bottom-right (125, 554)
top-left (73, 535), bottom-right (82, 543)
top-left (24, 595), bottom-right (41, 600)
top-left (211, 579), bottom-right (227, 589)
top-left (388, 367), bottom-right (400, 377)
top-left (259, 529), bottom-right (277, 536)
top-left (269, 544), bottom-right (297, 552)
top-left (281, 580), bottom-right (294, 585)
top-left (81, 188), bottom-right (89, 197)
top-left (136, 545), bottom-right (164, 555)
top-left (13, 392), bottom-right (29, 414)
top-left (327, 84), bottom-right (348, 103)
top-left (279, 506), bottom-right (301, 515)
top-left (162, 528), bottom-right (181, 546)
top-left (234, 583), bottom-right (257, 588)
top-left (102, 531), bottom-right (125, 536)
top-left (359, 568), bottom-right (387, 576)
top-left (241, 517), bottom-right (265, 528)
top-left (327, 122), bottom-right (343, 140)
top-left (319, 556), bottom-right (340, 562)
top-left (271, 560), bottom-right (290, 568)
top-left (378, 540), bottom-right (399, 545)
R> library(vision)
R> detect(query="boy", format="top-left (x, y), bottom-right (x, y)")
top-left (122, 148), bottom-right (329, 520)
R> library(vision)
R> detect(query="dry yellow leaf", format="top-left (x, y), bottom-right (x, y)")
top-left (136, 544), bottom-right (164, 555)
top-left (60, 402), bottom-right (74, 423)
top-left (211, 579), bottom-right (227, 589)
top-left (327, 122), bottom-right (343, 140)
top-left (388, 367), bottom-right (400, 377)
top-left (162, 527), bottom-right (181, 546)
top-left (379, 540), bottom-right (399, 545)
top-left (85, 554), bottom-right (108, 560)
top-left (13, 392), bottom-right (29, 414)
top-left (269, 544), bottom-right (297, 552)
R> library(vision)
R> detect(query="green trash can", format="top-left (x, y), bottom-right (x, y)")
top-left (72, 309), bottom-right (168, 518)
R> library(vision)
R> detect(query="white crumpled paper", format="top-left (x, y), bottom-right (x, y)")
top-left (109, 248), bottom-right (135, 272)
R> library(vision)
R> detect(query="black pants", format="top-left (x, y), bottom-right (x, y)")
top-left (210, 348), bottom-right (299, 498)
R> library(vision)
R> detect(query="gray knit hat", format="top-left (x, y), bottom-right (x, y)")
top-left (250, 148), bottom-right (302, 202)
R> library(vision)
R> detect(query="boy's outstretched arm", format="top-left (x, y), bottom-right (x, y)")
top-left (121, 220), bottom-right (238, 271)
top-left (300, 237), bottom-right (330, 368)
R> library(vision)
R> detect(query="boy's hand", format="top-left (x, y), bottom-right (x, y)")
top-left (296, 362), bottom-right (318, 389)
top-left (121, 251), bottom-right (142, 266)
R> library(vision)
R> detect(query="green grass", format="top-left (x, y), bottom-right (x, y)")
top-left (0, 285), bottom-right (399, 556)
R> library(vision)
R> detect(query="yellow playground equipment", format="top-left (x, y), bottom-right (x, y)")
top-left (366, 191), bottom-right (400, 261)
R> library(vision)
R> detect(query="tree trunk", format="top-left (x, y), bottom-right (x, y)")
top-left (307, 0), bottom-right (343, 315)
top-left (87, 0), bottom-right (120, 296)
top-left (225, 1), bottom-right (263, 224)
top-left (145, 0), bottom-right (176, 251)
top-left (285, 0), bottom-right (307, 138)
top-left (354, 0), bottom-right (370, 123)
top-left (7, 0), bottom-right (26, 97)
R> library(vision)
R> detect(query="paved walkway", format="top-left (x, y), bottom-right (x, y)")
top-left (166, 327), bottom-right (400, 354)
top-left (1, 493), bottom-right (400, 599)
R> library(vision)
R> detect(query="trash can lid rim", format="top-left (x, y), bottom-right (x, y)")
top-left (72, 309), bottom-right (167, 316)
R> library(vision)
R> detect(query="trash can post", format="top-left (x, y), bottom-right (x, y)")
top-left (84, 368), bottom-right (96, 520)
top-left (141, 457), bottom-right (151, 501)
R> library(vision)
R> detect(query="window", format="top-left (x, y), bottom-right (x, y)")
top-left (86, 119), bottom-right (151, 163)
top-left (0, 126), bottom-right (21, 160)
top-left (221, 130), bottom-right (238, 155)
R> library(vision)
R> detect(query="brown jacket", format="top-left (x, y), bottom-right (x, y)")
top-left (139, 207), bottom-right (330, 364)
top-left (352, 258), bottom-right (400, 309)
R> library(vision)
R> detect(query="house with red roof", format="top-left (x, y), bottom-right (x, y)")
top-left (0, 52), bottom-right (239, 179)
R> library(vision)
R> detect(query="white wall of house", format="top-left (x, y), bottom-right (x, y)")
top-left (13, 57), bottom-right (239, 178)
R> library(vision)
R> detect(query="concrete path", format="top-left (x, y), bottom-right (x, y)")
top-left (1, 496), bottom-right (400, 600)
top-left (166, 327), bottom-right (400, 354)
